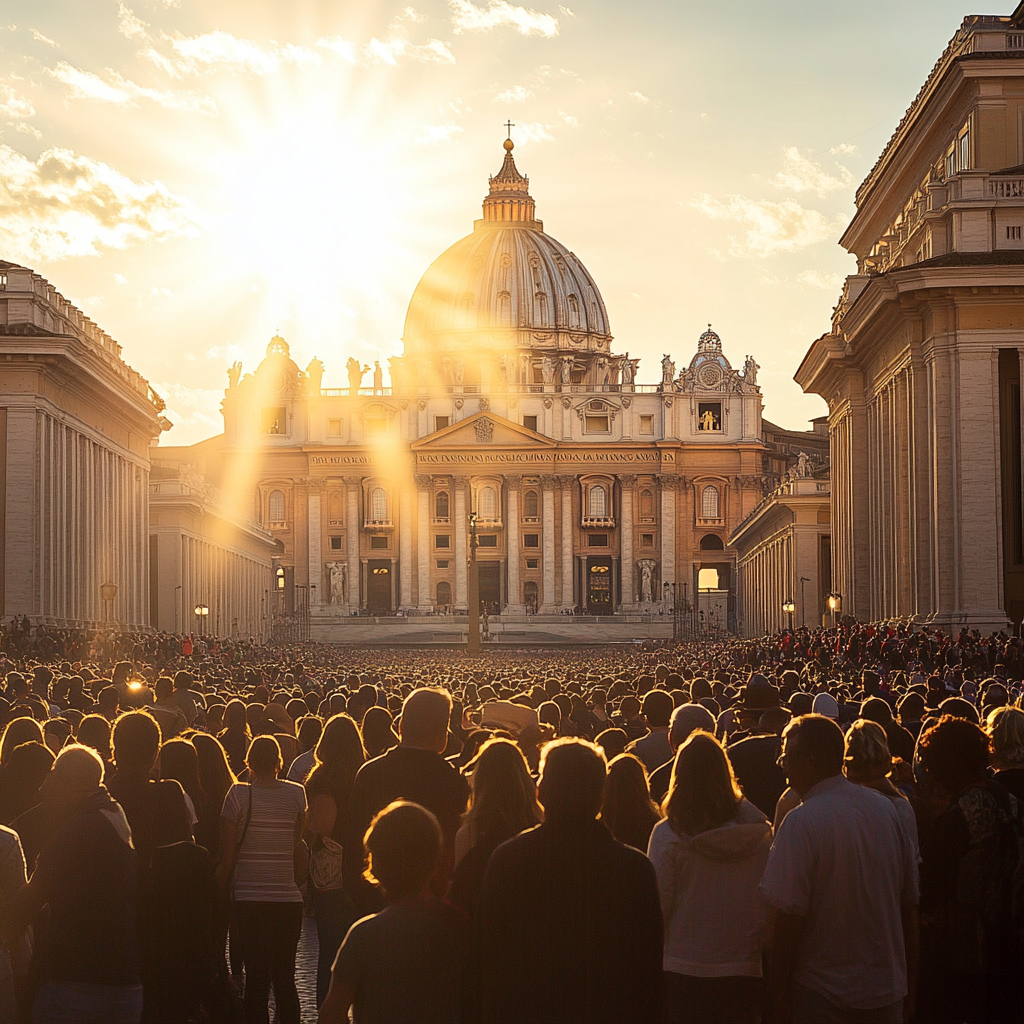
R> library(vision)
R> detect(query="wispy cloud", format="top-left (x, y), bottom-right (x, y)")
top-left (558, 109), bottom-right (578, 126)
top-left (117, 2), bottom-right (149, 40)
top-left (514, 121), bottom-right (554, 143)
top-left (47, 61), bottom-right (217, 114)
top-left (628, 90), bottom-right (649, 105)
top-left (829, 142), bottom-right (859, 156)
top-left (690, 193), bottom-right (842, 259)
top-left (769, 146), bottom-right (853, 198)
top-left (0, 143), bottom-right (198, 262)
top-left (0, 81), bottom-right (35, 120)
top-left (30, 29), bottom-right (59, 48)
top-left (418, 121), bottom-right (464, 144)
top-left (493, 84), bottom-right (532, 103)
top-left (450, 0), bottom-right (559, 38)
top-left (149, 31), bottom-right (321, 77)
top-left (154, 382), bottom-right (223, 436)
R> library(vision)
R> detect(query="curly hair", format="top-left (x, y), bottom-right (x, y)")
top-left (917, 714), bottom-right (990, 793)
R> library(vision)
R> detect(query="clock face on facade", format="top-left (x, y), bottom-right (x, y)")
top-left (697, 364), bottom-right (723, 388)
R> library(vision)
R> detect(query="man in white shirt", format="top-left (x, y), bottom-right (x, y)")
top-left (761, 714), bottom-right (919, 1024)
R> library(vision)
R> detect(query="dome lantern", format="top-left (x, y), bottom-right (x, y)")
top-left (482, 130), bottom-right (538, 227)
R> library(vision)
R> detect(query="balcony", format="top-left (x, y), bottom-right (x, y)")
top-left (696, 516), bottom-right (725, 528)
top-left (364, 519), bottom-right (394, 533)
top-left (266, 521), bottom-right (290, 531)
top-left (582, 516), bottom-right (616, 529)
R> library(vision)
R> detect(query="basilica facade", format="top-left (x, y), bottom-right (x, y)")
top-left (168, 139), bottom-right (804, 634)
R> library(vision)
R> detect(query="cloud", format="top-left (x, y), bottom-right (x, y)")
top-left (117, 3), bottom-right (149, 41)
top-left (769, 146), bottom-right (853, 198)
top-left (690, 193), bottom-right (842, 259)
top-left (0, 142), bottom-right (198, 262)
top-left (148, 31), bottom-right (322, 77)
top-left (494, 84), bottom-right (532, 103)
top-left (48, 61), bottom-right (217, 114)
top-left (558, 109), bottom-right (578, 126)
top-left (450, 0), bottom-right (559, 37)
top-left (628, 90), bottom-right (649, 105)
top-left (0, 82), bottom-right (35, 120)
top-left (418, 121), bottom-right (464, 144)
top-left (829, 142), bottom-right (859, 156)
top-left (316, 30), bottom-right (455, 66)
top-left (796, 270), bottom-right (844, 290)
top-left (30, 29), bottom-right (59, 48)
top-left (558, 5), bottom-right (575, 15)
top-left (515, 121), bottom-right (554, 144)
top-left (154, 382), bottom-right (223, 436)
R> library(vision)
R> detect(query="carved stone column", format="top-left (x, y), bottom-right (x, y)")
top-left (505, 475), bottom-right (523, 613)
top-left (306, 479), bottom-right (325, 606)
top-left (344, 477), bottom-right (361, 612)
top-left (454, 476), bottom-right (468, 611)
top-left (399, 483), bottom-right (414, 612)
top-left (540, 478), bottom-right (557, 613)
top-left (558, 475), bottom-right (575, 610)
top-left (619, 474), bottom-right (636, 610)
top-left (661, 477), bottom-right (677, 593)
top-left (416, 475), bottom-right (432, 614)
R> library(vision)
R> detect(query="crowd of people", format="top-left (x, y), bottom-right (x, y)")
top-left (0, 616), bottom-right (1022, 1023)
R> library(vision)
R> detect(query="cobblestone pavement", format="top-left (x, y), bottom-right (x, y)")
top-left (296, 914), bottom-right (320, 1023)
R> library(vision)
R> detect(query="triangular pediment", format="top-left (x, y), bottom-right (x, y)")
top-left (412, 411), bottom-right (557, 450)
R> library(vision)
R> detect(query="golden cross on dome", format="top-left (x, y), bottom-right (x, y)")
top-left (504, 120), bottom-right (515, 139)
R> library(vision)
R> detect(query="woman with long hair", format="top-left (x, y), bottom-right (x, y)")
top-left (447, 738), bottom-right (542, 916)
top-left (303, 714), bottom-right (366, 1006)
top-left (360, 706), bottom-right (399, 760)
top-left (0, 741), bottom-right (53, 825)
top-left (647, 731), bottom-right (771, 1024)
top-left (600, 753), bottom-right (660, 852)
top-left (218, 699), bottom-right (250, 776)
top-left (159, 737), bottom-right (203, 834)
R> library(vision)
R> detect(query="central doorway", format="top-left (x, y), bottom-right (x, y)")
top-left (367, 560), bottom-right (393, 613)
top-left (478, 562), bottom-right (501, 615)
top-left (586, 557), bottom-right (613, 614)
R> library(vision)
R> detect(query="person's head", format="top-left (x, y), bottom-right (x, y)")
top-left (159, 737), bottom-right (202, 803)
top-left (76, 714), bottom-right (112, 761)
top-left (595, 727), bottom-right (629, 761)
top-left (619, 695), bottom-right (641, 720)
top-left (295, 715), bottom-right (323, 756)
top-left (664, 730), bottom-right (742, 836)
top-left (843, 719), bottom-right (893, 785)
top-left (310, 713), bottom-right (365, 784)
top-left (361, 706), bottom-right (399, 758)
top-left (173, 670), bottom-right (193, 692)
top-left (897, 691), bottom-right (925, 725)
top-left (466, 737), bottom-right (542, 842)
top-left (363, 800), bottom-right (442, 902)
top-left (246, 734), bottom-right (283, 779)
top-left (640, 689), bottom-right (674, 729)
top-left (149, 779), bottom-right (192, 847)
top-left (223, 699), bottom-right (250, 733)
top-left (398, 688), bottom-right (451, 753)
top-left (918, 714), bottom-right (990, 796)
top-left (780, 714), bottom-right (845, 796)
top-left (987, 705), bottom-right (1024, 770)
top-left (1, 740), bottom-right (54, 812)
top-left (860, 696), bottom-right (894, 725)
top-left (757, 707), bottom-right (792, 736)
top-left (192, 732), bottom-right (236, 804)
top-left (39, 743), bottom-right (104, 814)
top-left (667, 703), bottom-right (715, 752)
top-left (112, 711), bottom-right (162, 774)
top-left (601, 753), bottom-right (658, 849)
top-left (1, 716), bottom-right (44, 766)
top-left (537, 737), bottom-right (607, 823)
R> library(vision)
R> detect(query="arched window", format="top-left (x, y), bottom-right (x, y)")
top-left (436, 581), bottom-right (452, 607)
top-left (639, 488), bottom-right (654, 518)
top-left (480, 485), bottom-right (497, 519)
top-left (523, 580), bottom-right (539, 611)
top-left (701, 485), bottom-right (720, 519)
top-left (534, 291), bottom-right (548, 327)
top-left (268, 489), bottom-right (285, 522)
top-left (435, 491), bottom-right (450, 520)
top-left (589, 485), bottom-right (607, 518)
top-left (498, 291), bottom-right (511, 326)
top-left (524, 489), bottom-right (539, 519)
top-left (700, 533), bottom-right (725, 550)
top-left (371, 486), bottom-right (387, 521)
top-left (567, 294), bottom-right (580, 328)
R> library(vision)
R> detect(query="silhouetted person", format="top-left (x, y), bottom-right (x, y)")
top-left (477, 738), bottom-right (662, 1024)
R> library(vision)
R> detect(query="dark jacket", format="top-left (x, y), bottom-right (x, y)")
top-left (476, 818), bottom-right (662, 1024)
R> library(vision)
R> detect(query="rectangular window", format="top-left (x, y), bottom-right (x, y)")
top-left (589, 534), bottom-right (609, 547)
top-left (697, 402), bottom-right (722, 431)
top-left (261, 407), bottom-right (287, 434)
top-left (330, 536), bottom-right (342, 550)
top-left (958, 129), bottom-right (970, 172)
top-left (1009, 33), bottom-right (1024, 48)
top-left (435, 534), bottom-right (451, 549)
top-left (478, 535), bottom-right (498, 547)
top-left (369, 536), bottom-right (388, 550)
top-left (945, 148), bottom-right (957, 179)
top-left (434, 416), bottom-right (449, 431)
top-left (524, 533), bottom-right (540, 548)
top-left (523, 415), bottom-right (538, 432)
top-left (526, 558), bottom-right (540, 569)
top-left (1008, 226), bottom-right (1022, 241)
top-left (639, 415), bottom-right (654, 434)
top-left (365, 417), bottom-right (387, 434)
top-left (328, 418), bottom-right (342, 435)
top-left (585, 415), bottom-right (610, 433)
top-left (436, 559), bottom-right (450, 569)
top-left (640, 533), bottom-right (654, 547)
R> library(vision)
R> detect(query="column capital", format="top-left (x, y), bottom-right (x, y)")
top-left (304, 477), bottom-right (327, 491)
top-left (618, 473), bottom-right (637, 487)
top-left (342, 475), bottom-right (362, 486)
top-left (505, 474), bottom-right (523, 488)
top-left (555, 474), bottom-right (577, 490)
top-left (414, 474), bottom-right (433, 488)
top-left (452, 474), bottom-right (470, 486)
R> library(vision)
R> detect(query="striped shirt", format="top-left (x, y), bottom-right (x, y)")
top-left (222, 781), bottom-right (307, 903)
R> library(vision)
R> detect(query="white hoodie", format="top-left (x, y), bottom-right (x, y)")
top-left (647, 798), bottom-right (772, 978)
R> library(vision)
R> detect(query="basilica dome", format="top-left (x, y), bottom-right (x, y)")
top-left (402, 140), bottom-right (612, 359)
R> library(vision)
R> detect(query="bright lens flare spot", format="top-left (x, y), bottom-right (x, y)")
top-left (127, 681), bottom-right (144, 691)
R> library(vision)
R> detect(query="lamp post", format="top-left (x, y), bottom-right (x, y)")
top-left (174, 585), bottom-right (182, 633)
top-left (799, 576), bottom-right (810, 629)
top-left (828, 592), bottom-right (842, 628)
top-left (194, 603), bottom-right (209, 636)
top-left (782, 598), bottom-right (795, 632)
top-left (100, 582), bottom-right (117, 625)
top-left (467, 510), bottom-right (481, 655)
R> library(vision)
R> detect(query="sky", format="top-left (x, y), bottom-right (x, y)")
top-left (0, 0), bottom-right (989, 444)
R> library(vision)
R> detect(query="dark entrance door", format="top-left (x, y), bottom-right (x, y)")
top-left (367, 560), bottom-right (392, 613)
top-left (478, 562), bottom-right (501, 615)
top-left (587, 557), bottom-right (613, 615)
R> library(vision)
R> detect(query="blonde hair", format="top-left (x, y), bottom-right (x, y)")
top-left (987, 706), bottom-right (1024, 769)
top-left (844, 719), bottom-right (892, 772)
top-left (663, 731), bottom-right (742, 836)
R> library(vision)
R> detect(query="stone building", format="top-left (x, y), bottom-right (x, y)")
top-left (184, 138), bottom-right (797, 638)
top-left (795, 6), bottom-right (1024, 631)
top-left (0, 261), bottom-right (167, 627)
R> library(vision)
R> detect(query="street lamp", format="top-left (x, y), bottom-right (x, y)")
top-left (828, 592), bottom-right (842, 628)
top-left (467, 510), bottom-right (481, 655)
top-left (194, 603), bottom-right (209, 636)
top-left (174, 585), bottom-right (182, 632)
top-left (782, 598), bottom-right (795, 631)
top-left (799, 576), bottom-right (810, 629)
top-left (100, 582), bottom-right (117, 624)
